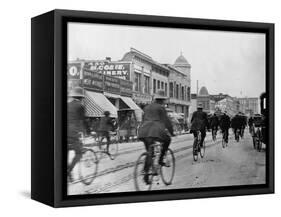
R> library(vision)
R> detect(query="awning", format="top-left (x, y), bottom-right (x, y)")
top-left (85, 91), bottom-right (118, 118)
top-left (120, 96), bottom-right (143, 122)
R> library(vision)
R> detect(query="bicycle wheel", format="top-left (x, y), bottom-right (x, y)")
top-left (193, 139), bottom-right (199, 161)
top-left (134, 152), bottom-right (153, 191)
top-left (78, 148), bottom-right (99, 185)
top-left (200, 141), bottom-right (206, 158)
top-left (108, 142), bottom-right (119, 160)
top-left (160, 149), bottom-right (175, 185)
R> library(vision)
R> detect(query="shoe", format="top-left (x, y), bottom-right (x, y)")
top-left (158, 160), bottom-right (167, 167)
top-left (143, 174), bottom-right (151, 185)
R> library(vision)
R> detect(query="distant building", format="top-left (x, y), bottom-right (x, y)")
top-left (238, 97), bottom-right (259, 116)
top-left (196, 86), bottom-right (216, 114)
top-left (216, 96), bottom-right (239, 117)
top-left (164, 53), bottom-right (191, 120)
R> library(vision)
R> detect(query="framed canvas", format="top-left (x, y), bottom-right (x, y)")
top-left (31, 9), bottom-right (274, 207)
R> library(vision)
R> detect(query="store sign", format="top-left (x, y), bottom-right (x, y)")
top-left (133, 93), bottom-right (152, 103)
top-left (84, 61), bottom-right (131, 80)
top-left (68, 63), bottom-right (82, 79)
top-left (83, 69), bottom-right (103, 91)
top-left (120, 79), bottom-right (133, 96)
top-left (104, 75), bottom-right (120, 94)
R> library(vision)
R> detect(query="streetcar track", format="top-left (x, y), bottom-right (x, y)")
top-left (71, 135), bottom-right (225, 185)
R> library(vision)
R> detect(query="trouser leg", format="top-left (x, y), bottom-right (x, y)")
top-left (68, 144), bottom-right (82, 174)
top-left (159, 136), bottom-right (171, 163)
top-left (200, 130), bottom-right (206, 147)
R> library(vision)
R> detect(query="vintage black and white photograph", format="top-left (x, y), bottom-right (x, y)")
top-left (66, 22), bottom-right (267, 195)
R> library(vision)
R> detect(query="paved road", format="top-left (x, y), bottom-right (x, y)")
top-left (67, 130), bottom-right (266, 195)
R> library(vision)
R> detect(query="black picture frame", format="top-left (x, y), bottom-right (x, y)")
top-left (31, 9), bottom-right (274, 207)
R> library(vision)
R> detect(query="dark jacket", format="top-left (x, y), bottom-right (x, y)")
top-left (220, 114), bottom-right (231, 130)
top-left (98, 116), bottom-right (114, 132)
top-left (67, 99), bottom-right (85, 143)
top-left (138, 103), bottom-right (173, 139)
top-left (190, 110), bottom-right (209, 131)
top-left (209, 115), bottom-right (219, 127)
top-left (231, 115), bottom-right (243, 129)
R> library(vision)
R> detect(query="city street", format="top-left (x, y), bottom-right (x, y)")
top-left (68, 129), bottom-right (266, 195)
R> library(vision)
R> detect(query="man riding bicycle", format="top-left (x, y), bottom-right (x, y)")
top-left (190, 103), bottom-right (209, 151)
top-left (209, 113), bottom-right (219, 140)
top-left (220, 111), bottom-right (231, 143)
top-left (231, 113), bottom-right (244, 141)
top-left (138, 90), bottom-right (174, 184)
top-left (97, 111), bottom-right (115, 154)
top-left (67, 87), bottom-right (86, 182)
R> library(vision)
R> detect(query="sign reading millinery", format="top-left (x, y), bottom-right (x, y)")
top-left (104, 75), bottom-right (120, 94)
top-left (83, 69), bottom-right (103, 91)
top-left (84, 61), bottom-right (131, 80)
top-left (120, 79), bottom-right (133, 96)
top-left (68, 63), bottom-right (82, 79)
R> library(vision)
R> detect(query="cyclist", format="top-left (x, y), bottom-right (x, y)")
top-left (231, 113), bottom-right (244, 141)
top-left (219, 111), bottom-right (231, 144)
top-left (138, 90), bottom-right (174, 184)
top-left (248, 116), bottom-right (254, 135)
top-left (209, 113), bottom-right (219, 140)
top-left (190, 103), bottom-right (209, 151)
top-left (98, 111), bottom-right (115, 153)
top-left (67, 87), bottom-right (86, 182)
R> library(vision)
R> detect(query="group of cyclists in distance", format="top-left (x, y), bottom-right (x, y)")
top-left (67, 87), bottom-right (266, 187)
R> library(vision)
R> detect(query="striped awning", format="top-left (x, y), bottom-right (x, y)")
top-left (84, 91), bottom-right (118, 118)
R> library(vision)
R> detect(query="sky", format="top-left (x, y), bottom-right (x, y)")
top-left (68, 22), bottom-right (266, 98)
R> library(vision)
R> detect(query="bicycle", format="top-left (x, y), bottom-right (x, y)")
top-left (234, 128), bottom-right (240, 142)
top-left (212, 127), bottom-right (217, 142)
top-left (221, 129), bottom-right (228, 148)
top-left (253, 126), bottom-right (263, 152)
top-left (96, 131), bottom-right (119, 160)
top-left (193, 130), bottom-right (206, 161)
top-left (68, 132), bottom-right (99, 185)
top-left (134, 141), bottom-right (175, 191)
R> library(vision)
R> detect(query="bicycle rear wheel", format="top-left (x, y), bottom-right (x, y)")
top-left (108, 142), bottom-right (119, 160)
top-left (200, 141), bottom-right (206, 158)
top-left (160, 149), bottom-right (175, 185)
top-left (78, 148), bottom-right (99, 185)
top-left (193, 139), bottom-right (199, 161)
top-left (134, 152), bottom-right (153, 191)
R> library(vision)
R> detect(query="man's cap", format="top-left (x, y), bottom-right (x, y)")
top-left (197, 103), bottom-right (203, 109)
top-left (68, 87), bottom-right (85, 98)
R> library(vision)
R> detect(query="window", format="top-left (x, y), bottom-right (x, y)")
top-left (181, 86), bottom-right (184, 100)
top-left (161, 81), bottom-right (164, 90)
top-left (169, 82), bottom-right (173, 98)
top-left (164, 83), bottom-right (167, 96)
top-left (134, 72), bottom-right (141, 92)
top-left (153, 79), bottom-right (156, 94)
top-left (176, 84), bottom-right (179, 99)
top-left (187, 87), bottom-right (191, 101)
top-left (157, 80), bottom-right (160, 89)
top-left (144, 76), bottom-right (150, 94)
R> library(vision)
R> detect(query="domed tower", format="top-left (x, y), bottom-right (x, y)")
top-left (199, 86), bottom-right (209, 96)
top-left (174, 52), bottom-right (191, 76)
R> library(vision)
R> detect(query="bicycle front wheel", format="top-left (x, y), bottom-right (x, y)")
top-left (160, 149), bottom-right (175, 185)
top-left (78, 148), bottom-right (99, 185)
top-left (108, 142), bottom-right (119, 160)
top-left (134, 152), bottom-right (153, 191)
